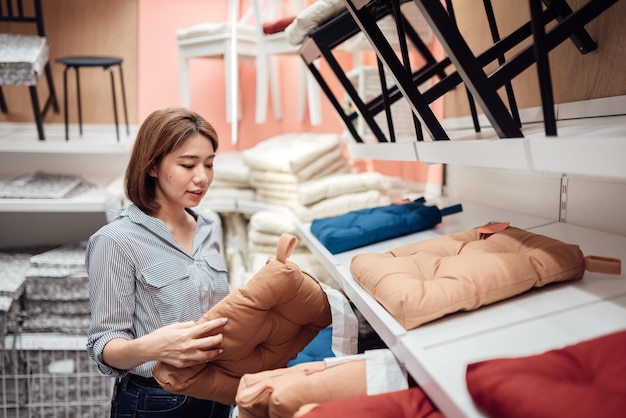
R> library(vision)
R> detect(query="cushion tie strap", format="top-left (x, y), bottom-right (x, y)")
top-left (275, 233), bottom-right (298, 263)
top-left (584, 255), bottom-right (621, 275)
top-left (440, 203), bottom-right (464, 217)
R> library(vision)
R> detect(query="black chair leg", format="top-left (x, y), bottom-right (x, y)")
top-left (412, 0), bottom-right (524, 138)
top-left (117, 64), bottom-right (130, 136)
top-left (489, 0), bottom-right (617, 93)
top-left (304, 55), bottom-right (367, 144)
top-left (44, 62), bottom-right (59, 114)
top-left (75, 68), bottom-right (83, 136)
top-left (0, 87), bottom-right (7, 113)
top-left (445, 0), bottom-right (482, 133)
top-left (377, 57), bottom-right (396, 142)
top-left (530, 0), bottom-right (557, 136)
top-left (108, 66), bottom-right (120, 143)
top-left (316, 36), bottom-right (390, 143)
top-left (345, 0), bottom-right (449, 140)
top-left (542, 0), bottom-right (597, 53)
top-left (483, 0), bottom-right (521, 128)
top-left (63, 66), bottom-right (69, 141)
top-left (391, 0), bottom-right (423, 141)
top-left (28, 85), bottom-right (45, 141)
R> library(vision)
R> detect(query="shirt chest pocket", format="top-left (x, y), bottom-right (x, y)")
top-left (202, 254), bottom-right (230, 302)
top-left (203, 254), bottom-right (228, 277)
top-left (141, 260), bottom-right (198, 323)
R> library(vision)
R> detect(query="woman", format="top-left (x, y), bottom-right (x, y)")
top-left (86, 107), bottom-right (232, 418)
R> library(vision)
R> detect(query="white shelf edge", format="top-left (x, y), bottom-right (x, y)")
top-left (346, 96), bottom-right (626, 180)
top-left (0, 189), bottom-right (118, 213)
top-left (415, 138), bottom-right (531, 170)
top-left (4, 333), bottom-right (88, 351)
top-left (529, 136), bottom-right (626, 178)
top-left (347, 141), bottom-right (418, 161)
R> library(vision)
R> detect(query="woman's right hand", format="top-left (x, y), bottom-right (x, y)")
top-left (102, 317), bottom-right (229, 371)
top-left (150, 317), bottom-right (229, 368)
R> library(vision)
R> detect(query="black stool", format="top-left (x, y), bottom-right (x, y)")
top-left (55, 56), bottom-right (129, 142)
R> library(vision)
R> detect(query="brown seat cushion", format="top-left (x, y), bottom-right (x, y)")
top-left (466, 330), bottom-right (626, 418)
top-left (236, 358), bottom-right (366, 418)
top-left (153, 233), bottom-right (332, 404)
top-left (350, 224), bottom-right (591, 329)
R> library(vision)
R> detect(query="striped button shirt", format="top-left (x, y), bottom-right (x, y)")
top-left (85, 204), bottom-right (230, 378)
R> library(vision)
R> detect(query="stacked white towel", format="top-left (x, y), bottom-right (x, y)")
top-left (218, 211), bottom-right (251, 290)
top-left (247, 210), bottom-right (339, 290)
top-left (205, 151), bottom-right (256, 202)
top-left (242, 133), bottom-right (389, 222)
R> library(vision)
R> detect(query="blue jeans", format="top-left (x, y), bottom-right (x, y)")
top-left (111, 374), bottom-right (232, 418)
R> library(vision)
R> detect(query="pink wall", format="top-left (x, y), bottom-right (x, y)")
top-left (137, 0), bottom-right (442, 185)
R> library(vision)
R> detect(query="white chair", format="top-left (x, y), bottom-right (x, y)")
top-left (252, 0), bottom-right (322, 125)
top-left (176, 0), bottom-right (322, 142)
top-left (176, 0), bottom-right (257, 127)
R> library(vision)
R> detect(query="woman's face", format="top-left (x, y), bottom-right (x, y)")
top-left (150, 134), bottom-right (215, 212)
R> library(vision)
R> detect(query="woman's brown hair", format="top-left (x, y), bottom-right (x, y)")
top-left (125, 107), bottom-right (219, 215)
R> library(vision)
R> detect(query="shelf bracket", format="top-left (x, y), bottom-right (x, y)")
top-left (559, 174), bottom-right (568, 222)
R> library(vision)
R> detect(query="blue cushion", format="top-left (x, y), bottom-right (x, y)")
top-left (288, 326), bottom-right (335, 366)
top-left (310, 198), bottom-right (462, 254)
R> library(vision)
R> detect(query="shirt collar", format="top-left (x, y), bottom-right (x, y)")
top-left (115, 204), bottom-right (212, 228)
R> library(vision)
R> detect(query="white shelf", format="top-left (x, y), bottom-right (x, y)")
top-left (347, 97), bottom-right (626, 180)
top-left (199, 198), bottom-right (291, 216)
top-left (0, 186), bottom-right (119, 213)
top-left (4, 333), bottom-right (88, 351)
top-left (0, 123), bottom-right (133, 188)
top-left (0, 122), bottom-right (136, 153)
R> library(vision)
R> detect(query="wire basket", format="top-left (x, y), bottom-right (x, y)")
top-left (1, 334), bottom-right (113, 418)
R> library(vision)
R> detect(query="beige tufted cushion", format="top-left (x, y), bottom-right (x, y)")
top-left (350, 224), bottom-right (608, 329)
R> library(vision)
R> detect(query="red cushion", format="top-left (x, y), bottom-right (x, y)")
top-left (466, 330), bottom-right (626, 418)
top-left (296, 388), bottom-right (444, 418)
top-left (263, 16), bottom-right (296, 34)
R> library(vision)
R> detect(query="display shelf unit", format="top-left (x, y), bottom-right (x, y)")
top-left (0, 123), bottom-right (134, 248)
top-left (0, 123), bottom-right (133, 214)
top-left (296, 94), bottom-right (626, 416)
top-left (295, 205), bottom-right (626, 418)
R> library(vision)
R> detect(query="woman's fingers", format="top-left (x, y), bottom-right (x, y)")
top-left (189, 317), bottom-right (228, 350)
top-left (193, 317), bottom-right (228, 337)
top-left (204, 317), bottom-right (229, 330)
